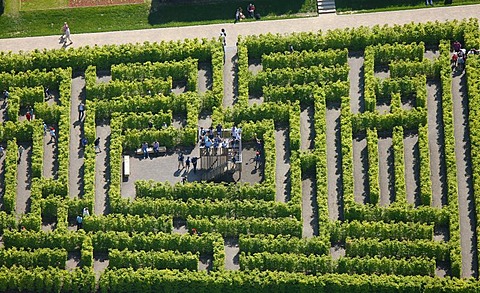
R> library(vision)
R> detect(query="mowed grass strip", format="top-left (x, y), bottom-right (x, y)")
top-left (335, 0), bottom-right (480, 13)
top-left (0, 0), bottom-right (316, 39)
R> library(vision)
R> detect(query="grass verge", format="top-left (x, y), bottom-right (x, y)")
top-left (0, 0), bottom-right (316, 39)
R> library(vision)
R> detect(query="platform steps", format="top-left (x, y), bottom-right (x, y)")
top-left (317, 0), bottom-right (336, 14)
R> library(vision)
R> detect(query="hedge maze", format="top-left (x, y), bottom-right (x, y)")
top-left (0, 18), bottom-right (480, 291)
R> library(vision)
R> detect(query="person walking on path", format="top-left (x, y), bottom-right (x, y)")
top-left (63, 23), bottom-right (73, 45)
top-left (94, 137), bottom-right (101, 153)
top-left (76, 215), bottom-right (83, 230)
top-left (78, 102), bottom-right (85, 121)
top-left (220, 28), bottom-right (227, 46)
top-left (43, 122), bottom-right (48, 135)
top-left (18, 145), bottom-right (24, 158)
top-left (185, 156), bottom-right (191, 172)
top-left (177, 152), bottom-right (184, 170)
top-left (191, 156), bottom-right (198, 173)
top-left (49, 127), bottom-right (56, 142)
top-left (83, 207), bottom-right (90, 217)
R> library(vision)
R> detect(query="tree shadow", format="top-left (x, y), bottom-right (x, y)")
top-left (302, 166), bottom-right (319, 237)
top-left (354, 132), bottom-right (370, 204)
top-left (198, 62), bottom-right (213, 91)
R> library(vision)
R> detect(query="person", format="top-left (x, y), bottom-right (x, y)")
top-left (61, 22), bottom-right (68, 40)
top-left (234, 7), bottom-right (245, 24)
top-left (255, 151), bottom-right (261, 169)
top-left (185, 156), bottom-right (191, 172)
top-left (220, 28), bottom-right (227, 46)
top-left (453, 40), bottom-right (462, 52)
top-left (247, 3), bottom-right (255, 18)
top-left (191, 156), bottom-right (198, 173)
top-left (83, 207), bottom-right (90, 217)
top-left (44, 87), bottom-right (52, 99)
top-left (76, 215), bottom-right (83, 230)
top-left (153, 141), bottom-right (160, 154)
top-left (78, 102), bottom-right (85, 121)
top-left (18, 145), bottom-right (24, 158)
top-left (178, 152), bottom-right (184, 170)
top-left (451, 52), bottom-right (458, 69)
top-left (26, 111), bottom-right (31, 121)
top-left (94, 137), bottom-right (100, 153)
top-left (28, 106), bottom-right (34, 118)
top-left (182, 176), bottom-right (187, 184)
top-left (458, 51), bottom-right (466, 71)
top-left (64, 24), bottom-right (73, 45)
top-left (2, 90), bottom-right (9, 107)
top-left (49, 127), bottom-right (56, 142)
top-left (255, 133), bottom-right (262, 151)
top-left (216, 123), bottom-right (222, 137)
top-left (231, 152), bottom-right (237, 170)
top-left (142, 141), bottom-right (149, 159)
top-left (148, 120), bottom-right (153, 129)
top-left (81, 137), bottom-right (88, 148)
top-left (0, 146), bottom-right (4, 157)
top-left (43, 122), bottom-right (48, 135)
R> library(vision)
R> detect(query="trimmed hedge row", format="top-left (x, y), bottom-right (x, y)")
top-left (0, 247), bottom-right (67, 269)
top-left (109, 249), bottom-right (199, 271)
top-left (239, 234), bottom-right (329, 256)
top-left (83, 214), bottom-right (172, 233)
top-left (240, 252), bottom-right (435, 276)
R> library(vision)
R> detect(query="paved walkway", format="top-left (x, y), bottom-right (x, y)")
top-left (0, 5), bottom-right (479, 53)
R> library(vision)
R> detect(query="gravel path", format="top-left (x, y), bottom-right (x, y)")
top-left (302, 175), bottom-right (318, 238)
top-left (451, 70), bottom-right (478, 278)
top-left (300, 104), bottom-right (315, 151)
top-left (198, 62), bottom-right (212, 93)
top-left (427, 81), bottom-right (447, 207)
top-left (68, 75), bottom-right (86, 198)
top-left (224, 238), bottom-right (239, 270)
top-left (223, 46), bottom-right (237, 108)
top-left (42, 132), bottom-right (57, 179)
top-left (94, 124), bottom-right (111, 215)
top-left (15, 144), bottom-right (31, 214)
top-left (326, 104), bottom-right (343, 220)
top-left (348, 53), bottom-right (369, 203)
top-left (378, 135), bottom-right (394, 206)
top-left (404, 131), bottom-right (420, 206)
top-left (275, 128), bottom-right (290, 202)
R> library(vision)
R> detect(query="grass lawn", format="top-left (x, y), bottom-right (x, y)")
top-left (0, 0), bottom-right (316, 39)
top-left (335, 0), bottom-right (480, 13)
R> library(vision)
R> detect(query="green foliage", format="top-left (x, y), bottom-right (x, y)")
top-left (109, 249), bottom-right (199, 270)
top-left (239, 234), bottom-right (329, 255)
top-left (0, 247), bottom-right (67, 269)
top-left (3, 230), bottom-right (85, 252)
top-left (83, 214), bottom-right (172, 233)
top-left (330, 220), bottom-right (433, 243)
top-left (346, 238), bottom-right (450, 261)
top-left (188, 216), bottom-right (302, 237)
top-left (3, 139), bottom-right (18, 213)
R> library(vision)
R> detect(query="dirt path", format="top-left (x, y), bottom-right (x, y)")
top-left (224, 238), bottom-right (239, 270)
top-left (378, 135), bottom-right (394, 206)
top-left (300, 104), bottom-right (315, 151)
top-left (94, 124), bottom-right (111, 215)
top-left (222, 46), bottom-right (237, 108)
top-left (198, 62), bottom-right (212, 93)
top-left (348, 53), bottom-right (369, 204)
top-left (451, 70), bottom-right (478, 278)
top-left (427, 81), bottom-right (447, 207)
top-left (404, 132), bottom-right (420, 206)
top-left (43, 131), bottom-right (58, 179)
top-left (15, 144), bottom-right (31, 214)
top-left (69, 75), bottom-right (86, 198)
top-left (275, 128), bottom-right (290, 202)
top-left (302, 175), bottom-right (318, 238)
top-left (326, 103), bottom-right (343, 220)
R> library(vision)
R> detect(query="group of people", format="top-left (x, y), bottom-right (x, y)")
top-left (177, 152), bottom-right (198, 173)
top-left (199, 124), bottom-right (242, 155)
top-left (234, 3), bottom-right (259, 23)
top-left (140, 141), bottom-right (162, 159)
top-left (76, 207), bottom-right (90, 230)
top-left (451, 40), bottom-right (479, 71)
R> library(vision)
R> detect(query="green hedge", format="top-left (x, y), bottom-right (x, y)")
top-left (239, 234), bottom-right (329, 255)
top-left (109, 249), bottom-right (198, 271)
top-left (0, 247), bottom-right (67, 269)
top-left (83, 214), bottom-right (172, 233)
